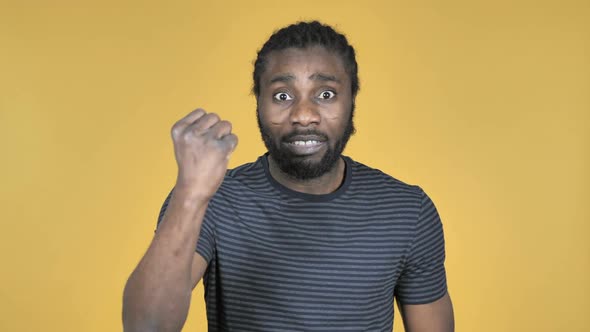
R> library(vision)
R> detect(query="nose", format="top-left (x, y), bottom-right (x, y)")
top-left (289, 98), bottom-right (320, 127)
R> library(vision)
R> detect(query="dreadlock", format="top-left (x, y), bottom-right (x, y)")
top-left (252, 21), bottom-right (359, 99)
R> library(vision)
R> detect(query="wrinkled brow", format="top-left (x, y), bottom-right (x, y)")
top-left (309, 73), bottom-right (340, 83)
top-left (269, 73), bottom-right (341, 84)
top-left (269, 74), bottom-right (296, 84)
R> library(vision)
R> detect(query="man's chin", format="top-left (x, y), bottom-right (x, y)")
top-left (285, 152), bottom-right (326, 164)
top-left (275, 148), bottom-right (328, 168)
top-left (270, 150), bottom-right (341, 180)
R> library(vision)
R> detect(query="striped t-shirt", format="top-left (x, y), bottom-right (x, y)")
top-left (157, 154), bottom-right (448, 331)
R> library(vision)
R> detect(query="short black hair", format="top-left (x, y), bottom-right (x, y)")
top-left (252, 21), bottom-right (359, 99)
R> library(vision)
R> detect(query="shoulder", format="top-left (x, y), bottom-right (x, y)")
top-left (347, 156), bottom-right (424, 200)
top-left (212, 156), bottom-right (272, 200)
top-left (217, 157), bottom-right (265, 187)
top-left (226, 158), bottom-right (264, 178)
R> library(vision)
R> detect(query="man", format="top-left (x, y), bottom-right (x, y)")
top-left (123, 21), bottom-right (454, 332)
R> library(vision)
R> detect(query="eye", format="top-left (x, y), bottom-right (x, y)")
top-left (318, 90), bottom-right (336, 100)
top-left (273, 92), bottom-right (292, 101)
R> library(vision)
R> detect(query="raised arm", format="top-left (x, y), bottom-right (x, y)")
top-left (122, 109), bottom-right (237, 332)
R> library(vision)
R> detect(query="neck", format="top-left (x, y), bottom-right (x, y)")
top-left (267, 155), bottom-right (346, 195)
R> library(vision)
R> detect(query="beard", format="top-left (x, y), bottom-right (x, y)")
top-left (257, 107), bottom-right (356, 181)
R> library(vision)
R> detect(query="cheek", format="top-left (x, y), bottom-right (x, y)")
top-left (325, 113), bottom-right (343, 121)
top-left (324, 104), bottom-right (351, 127)
top-left (260, 102), bottom-right (289, 126)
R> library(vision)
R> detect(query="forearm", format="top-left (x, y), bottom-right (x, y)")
top-left (122, 189), bottom-right (208, 332)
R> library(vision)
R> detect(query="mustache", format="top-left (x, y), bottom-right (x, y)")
top-left (282, 129), bottom-right (329, 142)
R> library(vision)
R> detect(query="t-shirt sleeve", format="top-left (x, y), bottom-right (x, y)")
top-left (155, 188), bottom-right (216, 263)
top-left (394, 188), bottom-right (448, 305)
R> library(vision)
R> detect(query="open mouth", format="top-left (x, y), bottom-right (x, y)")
top-left (283, 135), bottom-right (327, 156)
top-left (289, 140), bottom-right (322, 146)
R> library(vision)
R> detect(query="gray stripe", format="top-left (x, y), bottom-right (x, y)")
top-left (156, 155), bottom-right (448, 330)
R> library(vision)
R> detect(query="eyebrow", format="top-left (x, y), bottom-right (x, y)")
top-left (309, 73), bottom-right (340, 83)
top-left (269, 73), bottom-right (341, 84)
top-left (269, 74), bottom-right (296, 84)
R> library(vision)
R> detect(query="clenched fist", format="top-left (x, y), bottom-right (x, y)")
top-left (171, 108), bottom-right (238, 201)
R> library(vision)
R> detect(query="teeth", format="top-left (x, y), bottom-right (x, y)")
top-left (292, 140), bottom-right (320, 146)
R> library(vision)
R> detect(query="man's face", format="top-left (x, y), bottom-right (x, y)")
top-left (257, 46), bottom-right (355, 180)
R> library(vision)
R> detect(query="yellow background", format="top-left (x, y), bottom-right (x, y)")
top-left (1, 0), bottom-right (588, 331)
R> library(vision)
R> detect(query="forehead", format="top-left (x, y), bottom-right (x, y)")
top-left (262, 46), bottom-right (348, 82)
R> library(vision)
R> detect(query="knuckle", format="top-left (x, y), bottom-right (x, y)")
top-left (181, 130), bottom-right (191, 139)
top-left (216, 121), bottom-right (231, 133)
top-left (208, 113), bottom-right (220, 122)
top-left (181, 130), bottom-right (197, 143)
top-left (189, 108), bottom-right (205, 119)
top-left (226, 134), bottom-right (238, 146)
top-left (171, 124), bottom-right (181, 137)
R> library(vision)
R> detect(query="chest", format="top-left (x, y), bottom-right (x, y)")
top-left (213, 200), bottom-right (415, 290)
